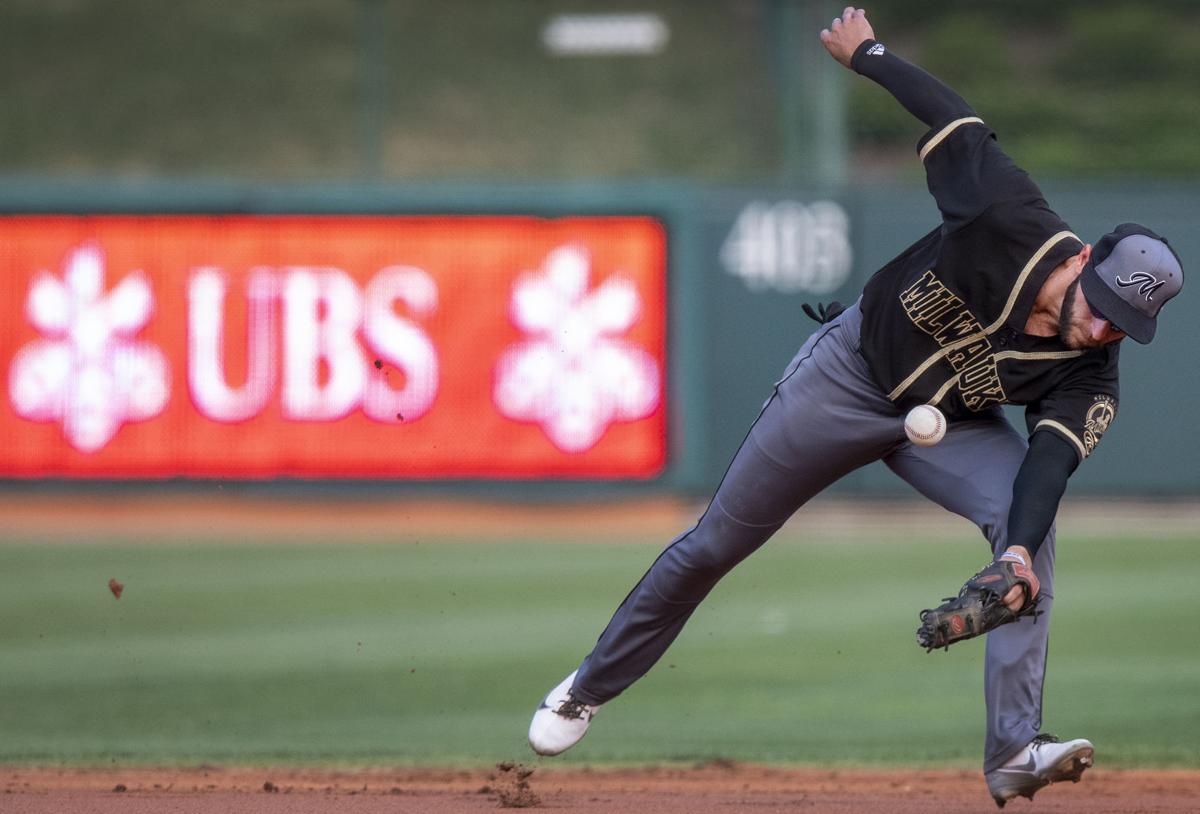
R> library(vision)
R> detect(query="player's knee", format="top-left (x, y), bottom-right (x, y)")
top-left (657, 530), bottom-right (746, 592)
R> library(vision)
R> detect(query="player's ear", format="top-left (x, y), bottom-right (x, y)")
top-left (1078, 243), bottom-right (1093, 267)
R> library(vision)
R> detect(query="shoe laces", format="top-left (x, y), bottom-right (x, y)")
top-left (555, 696), bottom-right (591, 721)
top-left (1030, 733), bottom-right (1061, 749)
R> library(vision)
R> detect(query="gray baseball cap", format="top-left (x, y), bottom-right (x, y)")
top-left (1080, 223), bottom-right (1184, 344)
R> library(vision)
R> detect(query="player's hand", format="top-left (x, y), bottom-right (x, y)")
top-left (819, 7), bottom-right (874, 68)
top-left (1000, 545), bottom-right (1035, 613)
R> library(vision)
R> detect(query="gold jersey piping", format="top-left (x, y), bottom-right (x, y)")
top-left (919, 117), bottom-right (985, 162)
top-left (926, 349), bottom-right (1086, 408)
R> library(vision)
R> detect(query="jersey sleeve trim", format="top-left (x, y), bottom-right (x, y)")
top-left (918, 116), bottom-right (985, 162)
top-left (1033, 419), bottom-right (1088, 461)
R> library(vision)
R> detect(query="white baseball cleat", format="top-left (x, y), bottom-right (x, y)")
top-left (985, 734), bottom-right (1094, 808)
top-left (528, 670), bottom-right (601, 756)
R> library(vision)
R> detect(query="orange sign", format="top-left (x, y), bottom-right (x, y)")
top-left (0, 215), bottom-right (667, 478)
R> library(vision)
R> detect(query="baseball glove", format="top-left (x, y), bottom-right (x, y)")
top-left (916, 552), bottom-right (1041, 652)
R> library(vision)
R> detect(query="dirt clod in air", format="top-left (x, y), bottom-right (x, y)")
top-left (493, 761), bottom-right (540, 808)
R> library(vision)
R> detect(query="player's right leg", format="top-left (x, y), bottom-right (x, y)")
top-left (984, 734), bottom-right (1093, 807)
top-left (530, 301), bottom-right (904, 756)
top-left (883, 416), bottom-right (1090, 805)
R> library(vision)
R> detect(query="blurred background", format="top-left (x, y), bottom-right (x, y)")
top-left (3, 0), bottom-right (1198, 493)
top-left (1, 0), bottom-right (1197, 771)
top-left (8, 0), bottom-right (1200, 181)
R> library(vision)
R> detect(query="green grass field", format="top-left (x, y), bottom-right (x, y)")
top-left (1, 527), bottom-right (1197, 768)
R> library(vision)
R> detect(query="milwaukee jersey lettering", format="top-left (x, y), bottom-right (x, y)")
top-left (898, 271), bottom-right (1006, 411)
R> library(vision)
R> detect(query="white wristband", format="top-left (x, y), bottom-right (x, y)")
top-left (998, 550), bottom-right (1027, 567)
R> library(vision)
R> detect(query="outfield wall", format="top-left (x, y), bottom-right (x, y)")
top-left (0, 179), bottom-right (1195, 495)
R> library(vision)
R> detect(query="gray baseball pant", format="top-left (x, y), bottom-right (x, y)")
top-left (570, 300), bottom-right (1055, 773)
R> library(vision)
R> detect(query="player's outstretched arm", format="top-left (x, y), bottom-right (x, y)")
top-left (999, 431), bottom-right (1079, 584)
top-left (819, 7), bottom-right (974, 128)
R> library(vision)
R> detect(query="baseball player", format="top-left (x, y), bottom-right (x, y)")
top-left (528, 7), bottom-right (1185, 808)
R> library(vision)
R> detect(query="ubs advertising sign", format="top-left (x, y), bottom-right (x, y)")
top-left (0, 215), bottom-right (667, 479)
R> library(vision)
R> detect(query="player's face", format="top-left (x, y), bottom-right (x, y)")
top-left (1058, 275), bottom-right (1126, 349)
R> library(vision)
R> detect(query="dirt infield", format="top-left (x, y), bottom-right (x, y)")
top-left (4, 764), bottom-right (1199, 813)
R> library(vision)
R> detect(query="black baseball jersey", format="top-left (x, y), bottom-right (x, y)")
top-left (858, 117), bottom-right (1119, 461)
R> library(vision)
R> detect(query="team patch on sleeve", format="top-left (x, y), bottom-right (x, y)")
top-left (1037, 394), bottom-right (1118, 460)
top-left (1083, 395), bottom-right (1117, 454)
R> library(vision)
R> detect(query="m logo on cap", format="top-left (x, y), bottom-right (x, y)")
top-left (1115, 272), bottom-right (1166, 301)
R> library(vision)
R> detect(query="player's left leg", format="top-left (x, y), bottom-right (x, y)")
top-left (882, 413), bottom-right (1062, 773)
top-left (529, 300), bottom-right (902, 757)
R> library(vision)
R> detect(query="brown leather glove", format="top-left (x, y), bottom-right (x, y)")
top-left (916, 552), bottom-right (1041, 652)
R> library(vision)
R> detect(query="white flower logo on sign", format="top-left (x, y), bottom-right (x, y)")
top-left (9, 243), bottom-right (170, 452)
top-left (494, 245), bottom-right (660, 453)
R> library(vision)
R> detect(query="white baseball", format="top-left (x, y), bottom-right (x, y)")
top-left (904, 404), bottom-right (946, 447)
